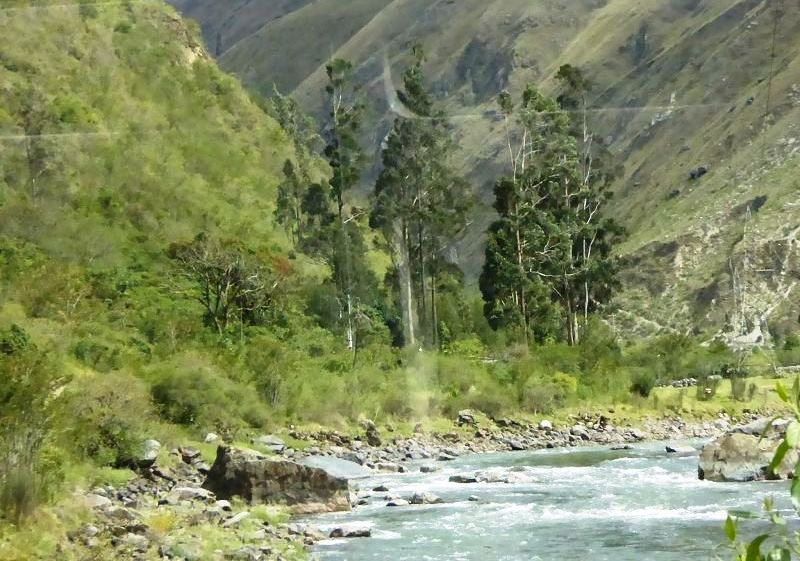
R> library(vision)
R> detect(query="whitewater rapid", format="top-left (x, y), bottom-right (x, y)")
top-left (309, 441), bottom-right (790, 560)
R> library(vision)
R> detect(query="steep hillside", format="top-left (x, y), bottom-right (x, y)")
top-left (171, 0), bottom-right (800, 339)
top-left (0, 0), bottom-right (299, 425)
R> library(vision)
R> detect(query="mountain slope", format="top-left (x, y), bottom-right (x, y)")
top-left (171, 0), bottom-right (800, 337)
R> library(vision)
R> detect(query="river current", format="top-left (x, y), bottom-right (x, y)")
top-left (309, 440), bottom-right (789, 560)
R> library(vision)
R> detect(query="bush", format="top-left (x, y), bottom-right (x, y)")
top-left (62, 372), bottom-right (156, 467)
top-left (0, 333), bottom-right (66, 522)
top-left (630, 369), bottom-right (656, 397)
top-left (148, 353), bottom-right (268, 434)
top-left (696, 375), bottom-right (722, 401)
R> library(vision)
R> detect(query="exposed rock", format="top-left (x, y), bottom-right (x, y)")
top-left (300, 456), bottom-right (372, 480)
top-left (468, 495), bottom-right (480, 502)
top-left (84, 493), bottom-right (112, 509)
top-left (733, 418), bottom-right (789, 437)
top-left (386, 499), bottom-right (409, 507)
top-left (665, 445), bottom-right (696, 455)
top-left (137, 439), bottom-right (161, 469)
top-left (698, 433), bottom-right (797, 482)
top-left (419, 464), bottom-right (441, 473)
top-left (437, 452), bottom-right (457, 462)
top-left (570, 425), bottom-right (590, 441)
top-left (449, 474), bottom-right (478, 484)
top-left (329, 525), bottom-right (372, 538)
top-left (410, 492), bottom-right (443, 505)
top-left (457, 410), bottom-right (477, 426)
top-left (252, 435), bottom-right (286, 453)
top-left (169, 486), bottom-right (215, 503)
top-left (204, 432), bottom-right (220, 443)
top-left (475, 469), bottom-right (525, 484)
top-left (203, 446), bottom-right (350, 514)
top-left (374, 461), bottom-right (402, 473)
top-left (222, 511), bottom-right (250, 528)
top-left (538, 420), bottom-right (553, 431)
top-left (372, 485), bottom-right (389, 492)
top-left (363, 420), bottom-right (382, 447)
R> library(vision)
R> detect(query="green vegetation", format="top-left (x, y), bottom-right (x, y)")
top-left (1, 3), bottom-right (798, 561)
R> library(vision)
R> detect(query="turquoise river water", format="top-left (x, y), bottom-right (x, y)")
top-left (308, 440), bottom-right (791, 560)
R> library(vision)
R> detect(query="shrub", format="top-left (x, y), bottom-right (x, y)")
top-left (0, 333), bottom-right (66, 523)
top-left (62, 371), bottom-right (156, 467)
top-left (148, 353), bottom-right (268, 434)
top-left (630, 369), bottom-right (656, 397)
top-left (696, 375), bottom-right (722, 401)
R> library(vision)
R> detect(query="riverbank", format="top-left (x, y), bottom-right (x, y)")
top-left (281, 410), bottom-right (745, 472)
top-left (1, 409), bottom-right (767, 561)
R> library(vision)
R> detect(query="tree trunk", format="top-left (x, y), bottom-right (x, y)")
top-left (417, 224), bottom-right (427, 345)
top-left (430, 266), bottom-right (439, 349)
top-left (394, 221), bottom-right (416, 348)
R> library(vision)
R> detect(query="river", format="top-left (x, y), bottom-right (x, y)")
top-left (308, 440), bottom-right (789, 560)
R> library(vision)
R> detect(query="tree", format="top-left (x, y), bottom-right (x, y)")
top-left (265, 87), bottom-right (320, 248)
top-left (169, 235), bottom-right (288, 334)
top-left (372, 46), bottom-right (471, 348)
top-left (480, 86), bottom-right (622, 346)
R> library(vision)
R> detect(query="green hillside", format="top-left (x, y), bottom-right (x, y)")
top-left (170, 0), bottom-right (800, 337)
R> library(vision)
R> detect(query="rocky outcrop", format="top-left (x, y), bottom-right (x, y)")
top-left (698, 432), bottom-right (797, 482)
top-left (203, 446), bottom-right (351, 515)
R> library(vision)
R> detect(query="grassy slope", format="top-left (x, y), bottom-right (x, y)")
top-left (169, 0), bottom-right (800, 336)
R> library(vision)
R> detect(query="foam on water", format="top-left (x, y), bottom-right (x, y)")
top-left (310, 441), bottom-right (790, 561)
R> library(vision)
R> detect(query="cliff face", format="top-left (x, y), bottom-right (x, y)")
top-left (171, 0), bottom-right (800, 337)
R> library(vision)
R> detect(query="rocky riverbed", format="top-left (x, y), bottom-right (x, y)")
top-left (67, 411), bottom-right (761, 560)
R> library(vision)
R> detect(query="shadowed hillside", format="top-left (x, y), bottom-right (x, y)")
top-left (169, 0), bottom-right (800, 338)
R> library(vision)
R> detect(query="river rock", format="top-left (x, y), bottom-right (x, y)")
top-left (419, 464), bottom-right (441, 473)
top-left (457, 410), bottom-right (477, 426)
top-left (252, 435), bottom-right (286, 453)
top-left (137, 439), bottom-right (161, 468)
top-left (84, 493), bottom-right (112, 509)
top-left (449, 474), bottom-right (478, 484)
top-left (203, 445), bottom-right (350, 514)
top-left (374, 461), bottom-right (402, 473)
top-left (666, 445), bottom-right (696, 455)
top-left (363, 420), bottom-right (382, 447)
top-left (698, 433), bottom-right (798, 482)
top-left (733, 418), bottom-right (790, 437)
top-left (468, 495), bottom-right (480, 502)
top-left (386, 499), bottom-right (409, 507)
top-left (301, 456), bottom-right (372, 480)
top-left (570, 425), bottom-right (590, 441)
top-left (330, 525), bottom-right (371, 538)
top-left (169, 486), bottom-right (215, 503)
top-left (410, 492), bottom-right (443, 505)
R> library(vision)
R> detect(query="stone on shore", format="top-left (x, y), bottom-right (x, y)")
top-left (203, 445), bottom-right (351, 514)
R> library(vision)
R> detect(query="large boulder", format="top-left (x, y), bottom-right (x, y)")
top-left (698, 433), bottom-right (797, 482)
top-left (203, 446), bottom-right (350, 514)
